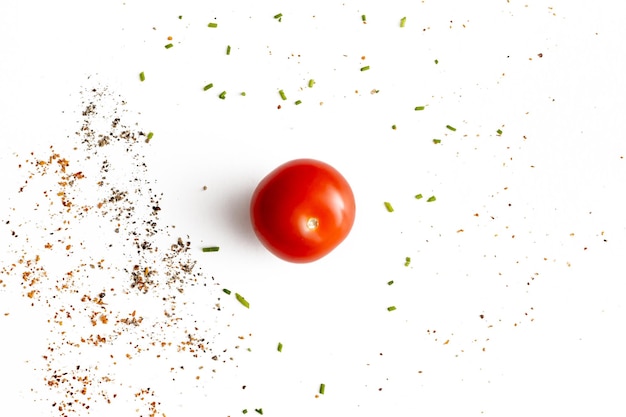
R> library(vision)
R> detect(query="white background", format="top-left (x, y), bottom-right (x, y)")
top-left (1, 1), bottom-right (625, 416)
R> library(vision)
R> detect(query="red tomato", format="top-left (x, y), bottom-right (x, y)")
top-left (250, 159), bottom-right (356, 263)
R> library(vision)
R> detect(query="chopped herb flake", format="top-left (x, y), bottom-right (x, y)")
top-left (362, 14), bottom-right (367, 22)
top-left (274, 13), bottom-right (283, 19)
top-left (433, 139), bottom-right (441, 144)
top-left (203, 83), bottom-right (214, 91)
top-left (308, 79), bottom-right (315, 88)
top-left (392, 125), bottom-right (397, 130)
top-left (387, 306), bottom-right (397, 311)
top-left (208, 22), bottom-right (218, 28)
top-left (222, 288), bottom-right (231, 295)
top-left (139, 72), bottom-right (145, 82)
top-left (384, 202), bottom-right (394, 212)
top-left (415, 194), bottom-right (423, 199)
top-left (277, 342), bottom-right (283, 352)
top-left (279, 89), bottom-right (287, 100)
top-left (235, 293), bottom-right (250, 308)
top-left (400, 16), bottom-right (407, 27)
top-left (255, 409), bottom-right (263, 415)
top-left (295, 100), bottom-right (302, 105)
top-left (427, 196), bottom-right (436, 202)
top-left (241, 92), bottom-right (246, 96)
top-left (226, 45), bottom-right (231, 55)
top-left (242, 410), bottom-right (248, 415)
top-left (434, 59), bottom-right (439, 64)
top-left (360, 65), bottom-right (370, 71)
top-left (178, 15), bottom-right (182, 19)
top-left (387, 280), bottom-right (394, 285)
top-left (202, 246), bottom-right (220, 252)
top-left (219, 91), bottom-right (227, 99)
top-left (404, 257), bottom-right (411, 267)
top-left (414, 106), bottom-right (425, 111)
top-left (446, 125), bottom-right (456, 131)
top-left (165, 43), bottom-right (173, 49)
top-left (319, 383), bottom-right (326, 395)
top-left (146, 132), bottom-right (154, 142)
top-left (497, 129), bottom-right (503, 135)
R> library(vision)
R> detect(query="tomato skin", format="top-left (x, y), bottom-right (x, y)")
top-left (250, 159), bottom-right (356, 263)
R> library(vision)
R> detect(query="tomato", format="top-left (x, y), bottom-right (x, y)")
top-left (250, 159), bottom-right (356, 263)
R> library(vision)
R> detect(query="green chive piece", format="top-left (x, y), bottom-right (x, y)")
top-left (235, 293), bottom-right (250, 308)
top-left (202, 246), bottom-right (220, 252)
top-left (415, 194), bottom-right (423, 199)
top-left (208, 22), bottom-right (218, 28)
top-left (241, 92), bottom-right (246, 96)
top-left (165, 43), bottom-right (173, 49)
top-left (274, 13), bottom-right (283, 19)
top-left (255, 409), bottom-right (263, 415)
top-left (226, 45), bottom-right (231, 55)
top-left (446, 125), bottom-right (456, 131)
top-left (433, 139), bottom-right (442, 144)
top-left (434, 59), bottom-right (439, 64)
top-left (400, 16), bottom-right (407, 27)
top-left (387, 306), bottom-right (397, 311)
top-left (497, 129), bottom-right (503, 135)
top-left (295, 100), bottom-right (302, 105)
top-left (219, 91), bottom-right (227, 99)
top-left (362, 14), bottom-right (366, 22)
top-left (308, 79), bottom-right (315, 88)
top-left (146, 132), bottom-right (154, 142)
top-left (203, 83), bottom-right (214, 91)
top-left (222, 288), bottom-right (231, 295)
top-left (247, 347), bottom-right (252, 352)
top-left (277, 342), bottom-right (283, 352)
top-left (279, 89), bottom-right (287, 100)
top-left (414, 106), bottom-right (425, 111)
top-left (384, 202), bottom-right (394, 212)
top-left (392, 125), bottom-right (397, 130)
top-left (387, 280), bottom-right (394, 285)
top-left (178, 15), bottom-right (183, 20)
top-left (427, 196), bottom-right (436, 202)
top-left (242, 410), bottom-right (248, 415)
top-left (404, 257), bottom-right (411, 267)
top-left (360, 65), bottom-right (370, 71)
top-left (319, 383), bottom-right (325, 395)
top-left (139, 72), bottom-right (145, 82)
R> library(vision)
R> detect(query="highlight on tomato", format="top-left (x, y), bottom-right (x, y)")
top-left (249, 159), bottom-right (356, 263)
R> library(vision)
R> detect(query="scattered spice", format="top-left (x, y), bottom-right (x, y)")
top-left (235, 293), bottom-right (250, 308)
